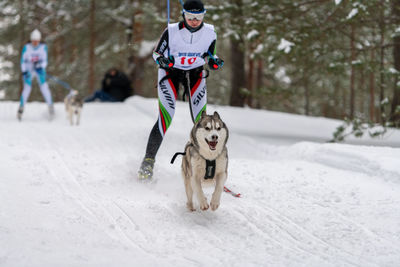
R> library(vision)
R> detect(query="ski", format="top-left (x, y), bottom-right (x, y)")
top-left (223, 186), bottom-right (241, 198)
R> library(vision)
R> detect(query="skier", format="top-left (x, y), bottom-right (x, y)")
top-left (18, 29), bottom-right (54, 120)
top-left (138, 0), bottom-right (224, 180)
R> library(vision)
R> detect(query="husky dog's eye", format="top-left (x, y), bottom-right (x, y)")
top-left (205, 127), bottom-right (211, 131)
top-left (216, 127), bottom-right (221, 131)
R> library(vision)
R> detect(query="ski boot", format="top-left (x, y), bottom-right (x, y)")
top-left (138, 158), bottom-right (155, 181)
top-left (48, 104), bottom-right (55, 120)
top-left (17, 106), bottom-right (23, 121)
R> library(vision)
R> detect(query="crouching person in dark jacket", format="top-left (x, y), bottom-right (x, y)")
top-left (85, 68), bottom-right (133, 102)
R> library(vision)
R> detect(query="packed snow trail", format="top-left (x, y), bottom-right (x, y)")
top-left (0, 97), bottom-right (399, 267)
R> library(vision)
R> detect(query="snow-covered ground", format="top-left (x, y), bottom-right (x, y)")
top-left (0, 97), bottom-right (399, 267)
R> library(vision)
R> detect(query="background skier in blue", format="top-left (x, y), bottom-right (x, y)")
top-left (18, 29), bottom-right (54, 120)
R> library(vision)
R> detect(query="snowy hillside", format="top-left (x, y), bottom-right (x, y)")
top-left (0, 97), bottom-right (399, 267)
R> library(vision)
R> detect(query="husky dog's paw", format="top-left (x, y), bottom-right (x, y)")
top-left (187, 202), bottom-right (196, 212)
top-left (199, 200), bottom-right (209, 211)
top-left (210, 201), bottom-right (220, 211)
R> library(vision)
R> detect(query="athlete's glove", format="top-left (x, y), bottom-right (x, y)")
top-left (33, 61), bottom-right (43, 73)
top-left (22, 71), bottom-right (30, 80)
top-left (208, 57), bottom-right (224, 70)
top-left (157, 56), bottom-right (175, 70)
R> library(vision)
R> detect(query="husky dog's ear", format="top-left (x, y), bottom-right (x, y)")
top-left (213, 111), bottom-right (220, 119)
top-left (201, 110), bottom-right (207, 119)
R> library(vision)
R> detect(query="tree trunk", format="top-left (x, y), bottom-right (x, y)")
top-left (229, 0), bottom-right (246, 107)
top-left (132, 0), bottom-right (144, 96)
top-left (333, 79), bottom-right (340, 118)
top-left (304, 69), bottom-right (310, 116)
top-left (379, 0), bottom-right (386, 122)
top-left (18, 0), bottom-right (26, 100)
top-left (255, 59), bottom-right (263, 109)
top-left (127, 0), bottom-right (145, 96)
top-left (51, 16), bottom-right (63, 102)
top-left (350, 24), bottom-right (356, 119)
top-left (391, 0), bottom-right (400, 123)
top-left (341, 81), bottom-right (347, 118)
top-left (369, 49), bottom-right (376, 122)
top-left (71, 16), bottom-right (79, 64)
top-left (359, 67), bottom-right (365, 117)
top-left (247, 55), bottom-right (254, 107)
top-left (127, 0), bottom-right (135, 93)
top-left (88, 0), bottom-right (96, 94)
top-left (230, 38), bottom-right (246, 107)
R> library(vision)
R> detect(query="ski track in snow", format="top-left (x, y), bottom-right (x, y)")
top-left (1, 98), bottom-right (400, 267)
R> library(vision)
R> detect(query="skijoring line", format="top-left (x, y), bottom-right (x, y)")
top-left (47, 74), bottom-right (74, 92)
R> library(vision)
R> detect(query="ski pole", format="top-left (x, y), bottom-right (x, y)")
top-left (167, 0), bottom-right (171, 57)
top-left (167, 0), bottom-right (170, 24)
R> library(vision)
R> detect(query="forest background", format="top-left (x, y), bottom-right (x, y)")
top-left (1, 0), bottom-right (400, 129)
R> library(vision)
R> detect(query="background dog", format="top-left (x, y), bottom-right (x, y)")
top-left (64, 90), bottom-right (83, 126)
top-left (181, 111), bottom-right (229, 211)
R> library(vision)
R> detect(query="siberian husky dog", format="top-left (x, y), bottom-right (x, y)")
top-left (181, 111), bottom-right (229, 211)
top-left (64, 89), bottom-right (83, 126)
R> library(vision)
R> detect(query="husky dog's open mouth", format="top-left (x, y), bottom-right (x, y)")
top-left (206, 139), bottom-right (218, 150)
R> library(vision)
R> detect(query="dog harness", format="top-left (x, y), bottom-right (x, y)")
top-left (204, 159), bottom-right (216, 179)
top-left (170, 151), bottom-right (216, 179)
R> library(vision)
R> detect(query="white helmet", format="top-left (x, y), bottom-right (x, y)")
top-left (30, 29), bottom-right (41, 41)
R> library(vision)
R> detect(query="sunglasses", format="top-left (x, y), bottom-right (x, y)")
top-left (183, 10), bottom-right (206, 21)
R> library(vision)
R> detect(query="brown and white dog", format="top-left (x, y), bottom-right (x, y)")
top-left (64, 90), bottom-right (83, 126)
top-left (181, 111), bottom-right (229, 211)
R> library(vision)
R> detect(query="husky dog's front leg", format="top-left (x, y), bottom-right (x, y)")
top-left (184, 177), bottom-right (195, 211)
top-left (191, 175), bottom-right (209, 210)
top-left (68, 109), bottom-right (73, 125)
top-left (182, 153), bottom-right (196, 211)
top-left (76, 110), bottom-right (81, 126)
top-left (210, 172), bottom-right (227, 211)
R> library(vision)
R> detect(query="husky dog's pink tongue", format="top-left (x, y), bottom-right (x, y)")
top-left (206, 140), bottom-right (218, 150)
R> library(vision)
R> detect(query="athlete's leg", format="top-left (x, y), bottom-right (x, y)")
top-left (188, 68), bottom-right (207, 123)
top-left (20, 72), bottom-right (33, 108)
top-left (146, 68), bottom-right (179, 157)
top-left (37, 69), bottom-right (53, 106)
top-left (144, 122), bottom-right (163, 159)
top-left (138, 68), bottom-right (179, 179)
